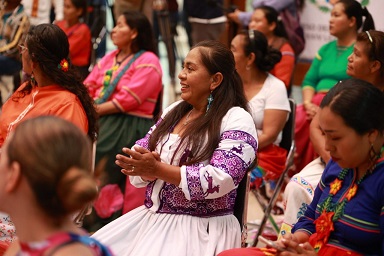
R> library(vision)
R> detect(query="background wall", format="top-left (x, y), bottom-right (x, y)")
top-left (299, 0), bottom-right (384, 60)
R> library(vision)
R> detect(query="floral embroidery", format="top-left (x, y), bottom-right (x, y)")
top-left (346, 183), bottom-right (358, 201)
top-left (329, 178), bottom-right (342, 195)
top-left (314, 162), bottom-right (378, 252)
top-left (314, 210), bottom-right (334, 245)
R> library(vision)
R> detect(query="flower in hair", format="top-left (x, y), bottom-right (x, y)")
top-left (58, 59), bottom-right (69, 72)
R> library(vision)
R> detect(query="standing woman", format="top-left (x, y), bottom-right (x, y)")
top-left (294, 0), bottom-right (375, 172)
top-left (56, 0), bottom-right (91, 80)
top-left (231, 30), bottom-right (290, 195)
top-left (83, 10), bottom-right (162, 231)
top-left (91, 40), bottom-right (257, 256)
top-left (247, 6), bottom-right (295, 90)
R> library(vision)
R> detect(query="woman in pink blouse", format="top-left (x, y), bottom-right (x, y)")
top-left (83, 10), bottom-right (163, 232)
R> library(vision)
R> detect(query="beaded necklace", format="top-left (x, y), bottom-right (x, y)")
top-left (313, 147), bottom-right (384, 252)
top-left (96, 50), bottom-right (144, 104)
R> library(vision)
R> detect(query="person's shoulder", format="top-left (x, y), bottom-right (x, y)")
top-left (223, 107), bottom-right (254, 126)
top-left (51, 243), bottom-right (94, 256)
top-left (55, 20), bottom-right (65, 28)
top-left (265, 74), bottom-right (286, 90)
top-left (319, 40), bottom-right (337, 52)
top-left (161, 100), bottom-right (183, 118)
top-left (280, 41), bottom-right (295, 54)
top-left (222, 107), bottom-right (257, 137)
top-left (136, 51), bottom-right (160, 62)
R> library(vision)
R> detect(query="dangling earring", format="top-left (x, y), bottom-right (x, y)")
top-left (30, 71), bottom-right (36, 86)
top-left (246, 65), bottom-right (251, 71)
top-left (368, 143), bottom-right (381, 172)
top-left (206, 91), bottom-right (213, 113)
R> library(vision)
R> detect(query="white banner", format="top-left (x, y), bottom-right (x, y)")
top-left (299, 0), bottom-right (384, 60)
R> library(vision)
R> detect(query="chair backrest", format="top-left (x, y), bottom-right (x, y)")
top-left (250, 99), bottom-right (296, 247)
top-left (279, 98), bottom-right (296, 153)
top-left (152, 86), bottom-right (164, 122)
top-left (234, 165), bottom-right (253, 247)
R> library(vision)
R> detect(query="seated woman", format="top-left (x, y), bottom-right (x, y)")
top-left (0, 23), bottom-right (98, 244)
top-left (281, 30), bottom-right (384, 238)
top-left (83, 10), bottom-right (163, 232)
top-left (247, 6), bottom-right (295, 90)
top-left (294, 0), bottom-right (375, 172)
top-left (230, 30), bottom-right (290, 200)
top-left (91, 40), bottom-right (258, 256)
top-left (56, 0), bottom-right (91, 80)
top-left (219, 78), bottom-right (384, 255)
top-left (0, 116), bottom-right (111, 255)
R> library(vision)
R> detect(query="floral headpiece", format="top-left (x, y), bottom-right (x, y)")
top-left (58, 59), bottom-right (69, 72)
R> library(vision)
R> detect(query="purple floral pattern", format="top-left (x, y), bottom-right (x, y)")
top-left (142, 129), bottom-right (257, 216)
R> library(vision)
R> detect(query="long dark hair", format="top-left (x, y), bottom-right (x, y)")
top-left (320, 78), bottom-right (384, 135)
top-left (149, 40), bottom-right (248, 164)
top-left (242, 30), bottom-right (282, 72)
top-left (254, 5), bottom-right (288, 39)
top-left (7, 116), bottom-right (98, 218)
top-left (337, 0), bottom-right (375, 31)
top-left (15, 24), bottom-right (98, 141)
top-left (122, 10), bottom-right (157, 55)
top-left (70, 0), bottom-right (88, 19)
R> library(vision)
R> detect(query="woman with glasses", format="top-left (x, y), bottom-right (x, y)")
top-left (0, 23), bottom-right (98, 246)
top-left (230, 30), bottom-right (290, 207)
top-left (0, 23), bottom-right (98, 145)
top-left (294, 0), bottom-right (375, 173)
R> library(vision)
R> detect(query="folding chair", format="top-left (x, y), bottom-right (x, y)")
top-left (234, 169), bottom-right (252, 247)
top-left (74, 135), bottom-right (98, 227)
top-left (250, 98), bottom-right (296, 246)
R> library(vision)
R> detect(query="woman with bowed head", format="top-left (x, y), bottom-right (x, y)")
top-left (230, 29), bottom-right (290, 202)
top-left (294, 0), bottom-right (375, 172)
top-left (219, 78), bottom-right (384, 255)
top-left (91, 40), bottom-right (258, 256)
top-left (0, 116), bottom-right (112, 256)
top-left (280, 30), bottom-right (384, 237)
top-left (83, 10), bottom-right (163, 231)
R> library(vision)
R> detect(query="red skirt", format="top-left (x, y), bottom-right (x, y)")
top-left (294, 93), bottom-right (326, 172)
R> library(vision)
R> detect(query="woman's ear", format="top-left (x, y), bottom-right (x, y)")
top-left (210, 72), bottom-right (224, 91)
top-left (370, 60), bottom-right (381, 74)
top-left (349, 16), bottom-right (357, 28)
top-left (247, 52), bottom-right (256, 67)
top-left (5, 162), bottom-right (22, 193)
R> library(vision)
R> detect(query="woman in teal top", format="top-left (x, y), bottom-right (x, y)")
top-left (295, 0), bottom-right (375, 172)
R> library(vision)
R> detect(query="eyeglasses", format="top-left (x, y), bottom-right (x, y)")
top-left (18, 44), bottom-right (28, 53)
